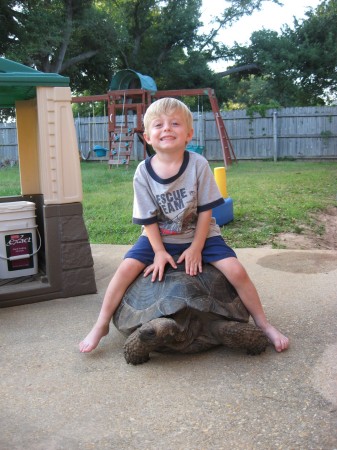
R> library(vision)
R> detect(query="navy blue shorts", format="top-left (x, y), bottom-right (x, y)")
top-left (124, 235), bottom-right (236, 265)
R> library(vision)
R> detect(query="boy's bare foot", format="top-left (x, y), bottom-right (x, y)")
top-left (263, 324), bottom-right (289, 352)
top-left (79, 323), bottom-right (109, 353)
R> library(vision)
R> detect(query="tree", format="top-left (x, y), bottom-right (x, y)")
top-left (1, 0), bottom-right (282, 97)
top-left (222, 29), bottom-right (305, 107)
top-left (106, 0), bottom-right (208, 87)
top-left (1, 0), bottom-right (120, 93)
top-left (285, 0), bottom-right (337, 104)
top-left (217, 0), bottom-right (337, 107)
top-left (0, 0), bottom-right (19, 54)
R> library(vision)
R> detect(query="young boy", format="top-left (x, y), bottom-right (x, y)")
top-left (79, 98), bottom-right (289, 353)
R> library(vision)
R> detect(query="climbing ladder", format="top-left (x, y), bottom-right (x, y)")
top-left (108, 127), bottom-right (134, 168)
top-left (107, 89), bottom-right (151, 167)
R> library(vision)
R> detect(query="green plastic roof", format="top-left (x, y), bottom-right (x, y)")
top-left (0, 57), bottom-right (70, 108)
top-left (110, 69), bottom-right (157, 92)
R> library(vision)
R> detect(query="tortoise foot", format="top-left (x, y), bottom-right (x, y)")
top-left (211, 321), bottom-right (269, 355)
top-left (123, 328), bottom-right (150, 365)
top-left (245, 337), bottom-right (269, 355)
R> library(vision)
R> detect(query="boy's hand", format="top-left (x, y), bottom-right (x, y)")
top-left (143, 250), bottom-right (177, 282)
top-left (177, 248), bottom-right (202, 276)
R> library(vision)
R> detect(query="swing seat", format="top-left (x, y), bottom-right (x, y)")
top-left (93, 145), bottom-right (108, 157)
top-left (186, 144), bottom-right (204, 155)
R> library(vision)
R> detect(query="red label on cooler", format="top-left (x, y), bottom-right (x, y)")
top-left (5, 233), bottom-right (34, 271)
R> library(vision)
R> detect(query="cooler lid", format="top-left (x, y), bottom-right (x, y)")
top-left (0, 201), bottom-right (36, 211)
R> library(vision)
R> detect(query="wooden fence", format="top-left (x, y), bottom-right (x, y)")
top-left (1, 106), bottom-right (336, 163)
top-left (215, 106), bottom-right (337, 161)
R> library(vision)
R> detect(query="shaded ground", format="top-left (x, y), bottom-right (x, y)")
top-left (273, 206), bottom-right (337, 250)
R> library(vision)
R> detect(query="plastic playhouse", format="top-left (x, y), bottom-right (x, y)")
top-left (0, 57), bottom-right (96, 307)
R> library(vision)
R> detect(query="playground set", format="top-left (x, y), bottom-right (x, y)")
top-left (0, 57), bottom-right (96, 307)
top-left (72, 69), bottom-right (236, 167)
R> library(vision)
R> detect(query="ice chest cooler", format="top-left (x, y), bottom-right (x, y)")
top-left (0, 201), bottom-right (39, 279)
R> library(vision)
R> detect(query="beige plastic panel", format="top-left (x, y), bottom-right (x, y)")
top-left (36, 87), bottom-right (82, 204)
top-left (15, 98), bottom-right (41, 195)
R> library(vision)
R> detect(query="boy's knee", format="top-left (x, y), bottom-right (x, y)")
top-left (225, 260), bottom-right (249, 286)
top-left (118, 258), bottom-right (144, 278)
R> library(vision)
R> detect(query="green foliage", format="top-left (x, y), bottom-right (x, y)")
top-left (1, 0), bottom-right (209, 93)
top-left (0, 0), bottom-right (19, 54)
top-left (2, 1), bottom-right (337, 108)
top-left (222, 0), bottom-right (337, 107)
top-left (2, 0), bottom-right (120, 93)
top-left (287, 0), bottom-right (337, 104)
top-left (245, 100), bottom-right (280, 118)
top-left (1, 0), bottom-right (283, 99)
top-left (320, 129), bottom-right (334, 146)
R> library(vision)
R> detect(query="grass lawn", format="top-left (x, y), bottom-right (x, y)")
top-left (1, 160), bottom-right (336, 248)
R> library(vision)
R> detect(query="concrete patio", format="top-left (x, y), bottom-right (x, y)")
top-left (1, 245), bottom-right (336, 449)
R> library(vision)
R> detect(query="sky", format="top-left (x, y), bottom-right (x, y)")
top-left (201, 0), bottom-right (322, 70)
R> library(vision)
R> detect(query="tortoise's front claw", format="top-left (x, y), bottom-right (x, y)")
top-left (123, 329), bottom-right (150, 365)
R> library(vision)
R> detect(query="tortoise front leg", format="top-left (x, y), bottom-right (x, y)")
top-left (123, 327), bottom-right (152, 365)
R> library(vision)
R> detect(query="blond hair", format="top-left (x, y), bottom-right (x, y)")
top-left (143, 98), bottom-right (193, 135)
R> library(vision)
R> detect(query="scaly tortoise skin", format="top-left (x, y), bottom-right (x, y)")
top-left (113, 258), bottom-right (269, 365)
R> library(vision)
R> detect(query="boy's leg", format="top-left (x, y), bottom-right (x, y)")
top-left (79, 258), bottom-right (146, 353)
top-left (211, 257), bottom-right (289, 352)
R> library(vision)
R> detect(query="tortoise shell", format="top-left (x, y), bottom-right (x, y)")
top-left (113, 260), bottom-right (250, 335)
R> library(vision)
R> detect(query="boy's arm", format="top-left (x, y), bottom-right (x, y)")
top-left (177, 209), bottom-right (212, 275)
top-left (143, 222), bottom-right (177, 282)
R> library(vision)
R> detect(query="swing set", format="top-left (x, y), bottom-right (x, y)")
top-left (72, 70), bottom-right (236, 168)
top-left (76, 102), bottom-right (109, 161)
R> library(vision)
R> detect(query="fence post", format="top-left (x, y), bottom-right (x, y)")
top-left (273, 110), bottom-right (278, 162)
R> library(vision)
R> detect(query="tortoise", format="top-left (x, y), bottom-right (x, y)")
top-left (113, 258), bottom-right (269, 365)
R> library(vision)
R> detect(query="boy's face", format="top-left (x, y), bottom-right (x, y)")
top-left (143, 110), bottom-right (193, 153)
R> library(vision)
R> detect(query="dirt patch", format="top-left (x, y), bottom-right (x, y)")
top-left (272, 207), bottom-right (337, 250)
top-left (258, 252), bottom-right (337, 274)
